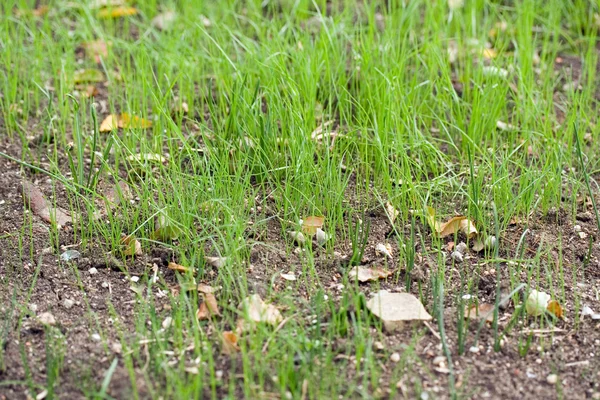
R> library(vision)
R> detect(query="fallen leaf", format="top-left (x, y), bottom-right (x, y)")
top-left (385, 202), bottom-right (399, 223)
top-left (197, 293), bottom-right (220, 320)
top-left (315, 228), bottom-right (330, 246)
top-left (98, 6), bottom-right (138, 19)
top-left (301, 216), bottom-right (324, 235)
top-left (526, 289), bottom-right (551, 316)
top-left (547, 300), bottom-right (564, 319)
top-left (375, 243), bottom-right (393, 258)
top-left (73, 69), bottom-right (105, 84)
top-left (466, 303), bottom-right (494, 322)
top-left (89, 0), bottom-right (125, 8)
top-left (222, 331), bottom-right (240, 354)
top-left (15, 5), bottom-right (49, 18)
top-left (205, 256), bottom-right (227, 268)
top-left (197, 283), bottom-right (215, 294)
top-left (237, 294), bottom-right (282, 333)
top-left (152, 214), bottom-right (180, 241)
top-left (22, 181), bottom-right (72, 227)
top-left (168, 261), bottom-right (190, 273)
top-left (280, 273), bottom-right (296, 281)
top-left (121, 235), bottom-right (142, 256)
top-left (99, 114), bottom-right (119, 132)
top-left (349, 266), bottom-right (393, 283)
top-left (118, 113), bottom-right (152, 129)
top-left (287, 230), bottom-right (306, 245)
top-left (438, 216), bottom-right (477, 238)
top-left (366, 290), bottom-right (432, 332)
top-left (152, 10), bottom-right (177, 30)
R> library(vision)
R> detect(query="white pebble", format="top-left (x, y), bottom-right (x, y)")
top-left (546, 374), bottom-right (557, 384)
top-left (91, 333), bottom-right (101, 342)
top-left (390, 352), bottom-right (401, 363)
top-left (88, 267), bottom-right (98, 275)
top-left (62, 299), bottom-right (75, 309)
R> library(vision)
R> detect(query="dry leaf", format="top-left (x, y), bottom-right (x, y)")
top-left (438, 216), bottom-right (477, 238)
top-left (74, 69), bottom-right (105, 84)
top-left (280, 273), bottom-right (296, 281)
top-left (99, 114), bottom-right (119, 132)
top-left (22, 181), bottom-right (72, 227)
top-left (152, 214), bottom-right (180, 241)
top-left (547, 300), bottom-right (564, 319)
top-left (197, 283), bottom-right (215, 294)
top-left (349, 266), bottom-right (393, 283)
top-left (121, 235), bottom-right (142, 256)
top-left (237, 294), bottom-right (282, 333)
top-left (466, 303), bottom-right (494, 322)
top-left (366, 290), bottom-right (432, 332)
top-left (168, 261), bottom-right (190, 273)
top-left (126, 153), bottom-right (166, 164)
top-left (375, 243), bottom-right (393, 258)
top-left (118, 113), bottom-right (152, 129)
top-left (222, 331), bottom-right (240, 354)
top-left (385, 202), bottom-right (399, 223)
top-left (205, 256), bottom-right (227, 268)
top-left (152, 10), bottom-right (177, 30)
top-left (15, 5), bottom-right (49, 18)
top-left (197, 293), bottom-right (220, 320)
top-left (98, 6), bottom-right (138, 19)
top-left (302, 216), bottom-right (324, 235)
top-left (315, 228), bottom-right (330, 246)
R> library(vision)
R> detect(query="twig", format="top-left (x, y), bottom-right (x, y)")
top-left (423, 320), bottom-right (441, 341)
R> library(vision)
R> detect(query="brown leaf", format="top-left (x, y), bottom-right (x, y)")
top-left (222, 331), bottom-right (240, 355)
top-left (197, 283), bottom-right (215, 294)
top-left (98, 6), bottom-right (138, 19)
top-left (547, 300), bottom-right (564, 319)
top-left (197, 293), bottom-right (220, 320)
top-left (118, 113), bottom-right (152, 129)
top-left (99, 114), bottom-right (119, 132)
top-left (168, 262), bottom-right (190, 273)
top-left (348, 266), bottom-right (393, 283)
top-left (22, 181), bottom-right (72, 227)
top-left (466, 303), bottom-right (494, 322)
top-left (121, 235), bottom-right (142, 256)
top-left (301, 216), bottom-right (324, 235)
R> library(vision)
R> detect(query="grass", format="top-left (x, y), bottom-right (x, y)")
top-left (1, 0), bottom-right (600, 398)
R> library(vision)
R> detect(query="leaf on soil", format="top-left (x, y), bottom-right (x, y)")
top-left (385, 202), bottom-right (399, 223)
top-left (197, 283), bottom-right (215, 294)
top-left (152, 214), bottom-right (180, 241)
top-left (168, 261), bottom-right (190, 273)
top-left (349, 266), bottom-right (393, 283)
top-left (280, 273), bottom-right (296, 281)
top-left (126, 153), bottom-right (166, 164)
top-left (547, 300), bottom-right (564, 319)
top-left (205, 256), bottom-right (227, 268)
top-left (466, 303), bottom-right (494, 322)
top-left (73, 69), bottom-right (105, 84)
top-left (121, 235), bottom-right (142, 256)
top-left (22, 181), bottom-right (72, 227)
top-left (98, 6), bottom-right (138, 19)
top-left (197, 293), bottom-right (220, 320)
top-left (438, 216), bottom-right (477, 238)
top-left (315, 228), bottom-right (330, 246)
top-left (152, 10), bottom-right (177, 30)
top-left (89, 0), bottom-right (126, 8)
top-left (222, 331), bottom-right (240, 354)
top-left (301, 216), bottom-right (324, 235)
top-left (366, 290), bottom-right (432, 332)
top-left (287, 230), bottom-right (306, 245)
top-left (236, 294), bottom-right (282, 333)
top-left (99, 114), bottom-right (119, 132)
top-left (118, 113), bottom-right (152, 129)
top-left (15, 5), bottom-right (49, 18)
top-left (375, 243), bottom-right (393, 258)
top-left (525, 289), bottom-right (551, 316)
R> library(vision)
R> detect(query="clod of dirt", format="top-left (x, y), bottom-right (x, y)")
top-left (366, 290), bottom-right (432, 332)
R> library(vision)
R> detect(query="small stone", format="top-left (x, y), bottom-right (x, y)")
top-left (469, 346), bottom-right (480, 353)
top-left (215, 370), bottom-right (223, 379)
top-left (573, 225), bottom-right (582, 232)
top-left (91, 333), bottom-right (101, 342)
top-left (546, 374), bottom-right (557, 384)
top-left (88, 267), bottom-right (99, 275)
top-left (578, 231), bottom-right (588, 239)
top-left (373, 341), bottom-right (385, 351)
top-left (433, 356), bottom-right (446, 366)
top-left (390, 352), bottom-right (401, 363)
top-left (455, 242), bottom-right (468, 254)
top-left (38, 312), bottom-right (56, 326)
top-left (29, 304), bottom-right (38, 312)
top-left (451, 251), bottom-right (463, 263)
top-left (162, 316), bottom-right (173, 329)
top-left (110, 342), bottom-right (122, 354)
top-left (101, 281), bottom-right (109, 288)
top-left (62, 299), bottom-right (75, 309)
top-left (130, 276), bottom-right (140, 283)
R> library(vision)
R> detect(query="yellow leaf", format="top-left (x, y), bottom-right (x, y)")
top-left (547, 300), bottom-right (564, 319)
top-left (167, 261), bottom-right (190, 273)
top-left (99, 114), bottom-right (119, 132)
top-left (98, 6), bottom-right (138, 19)
top-left (482, 48), bottom-right (498, 59)
top-left (438, 216), bottom-right (477, 238)
top-left (74, 69), bottom-right (105, 84)
top-left (221, 331), bottom-right (240, 354)
top-left (301, 216), bottom-right (324, 235)
top-left (426, 207), bottom-right (441, 232)
top-left (119, 112), bottom-right (152, 129)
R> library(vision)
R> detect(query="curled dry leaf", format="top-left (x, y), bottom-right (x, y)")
top-left (22, 181), bottom-right (72, 227)
top-left (302, 216), bottom-right (325, 235)
top-left (168, 261), bottom-right (190, 273)
top-left (196, 293), bottom-right (220, 320)
top-left (197, 283), bottom-right (215, 294)
top-left (315, 228), bottom-right (330, 246)
top-left (121, 235), bottom-right (142, 256)
top-left (466, 303), bottom-right (495, 322)
top-left (438, 216), bottom-right (477, 238)
top-left (98, 6), bottom-right (138, 19)
top-left (205, 256), bottom-right (227, 268)
top-left (525, 290), bottom-right (551, 316)
top-left (349, 266), bottom-right (393, 283)
top-left (287, 230), bottom-right (306, 245)
top-left (547, 300), bottom-right (564, 319)
top-left (222, 331), bottom-right (240, 355)
top-left (375, 243), bottom-right (393, 258)
top-left (236, 294), bottom-right (282, 333)
top-left (385, 202), bottom-right (399, 223)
